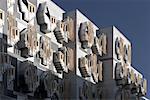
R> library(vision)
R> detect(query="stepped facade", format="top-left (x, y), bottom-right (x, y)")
top-left (0, 0), bottom-right (147, 99)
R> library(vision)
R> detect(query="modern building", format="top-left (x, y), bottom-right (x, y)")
top-left (0, 0), bottom-right (147, 100)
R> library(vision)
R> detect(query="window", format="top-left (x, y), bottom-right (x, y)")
top-left (33, 41), bottom-right (35, 46)
top-left (61, 23), bottom-right (63, 28)
top-left (90, 61), bottom-right (92, 66)
top-left (16, 30), bottom-right (18, 35)
top-left (26, 35), bottom-right (28, 41)
top-left (61, 54), bottom-right (63, 59)
top-left (41, 43), bottom-right (44, 49)
top-left (85, 26), bottom-right (88, 33)
top-left (64, 25), bottom-right (68, 31)
top-left (54, 18), bottom-right (55, 23)
top-left (66, 25), bottom-right (68, 31)
top-left (33, 7), bottom-right (34, 12)
top-left (51, 17), bottom-right (56, 23)
top-left (28, 3), bottom-right (35, 13)
top-left (30, 6), bottom-right (32, 12)
top-left (0, 12), bottom-right (3, 20)
top-left (37, 42), bottom-right (38, 46)
top-left (32, 7), bottom-right (34, 12)
top-left (51, 17), bottom-right (54, 23)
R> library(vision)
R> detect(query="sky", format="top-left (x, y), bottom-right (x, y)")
top-left (53, 0), bottom-right (150, 98)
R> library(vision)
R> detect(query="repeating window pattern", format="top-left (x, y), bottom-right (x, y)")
top-left (0, 0), bottom-right (147, 99)
top-left (7, 13), bottom-right (20, 46)
top-left (28, 3), bottom-right (35, 13)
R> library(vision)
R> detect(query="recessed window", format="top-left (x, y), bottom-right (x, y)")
top-left (52, 18), bottom-right (54, 23)
top-left (90, 61), bottom-right (92, 66)
top-left (66, 25), bottom-right (68, 31)
top-left (0, 12), bottom-right (3, 20)
top-left (51, 17), bottom-right (56, 23)
top-left (64, 25), bottom-right (68, 31)
top-left (26, 35), bottom-right (28, 41)
top-left (28, 4), bottom-right (35, 13)
top-left (16, 30), bottom-right (18, 35)
top-left (61, 54), bottom-right (63, 59)
top-left (61, 23), bottom-right (63, 28)
top-left (41, 43), bottom-right (44, 49)
top-left (37, 42), bottom-right (38, 46)
top-left (54, 18), bottom-right (56, 23)
top-left (30, 6), bottom-right (32, 12)
top-left (34, 41), bottom-right (36, 46)
top-left (33, 7), bottom-right (34, 12)
top-left (85, 27), bottom-right (88, 33)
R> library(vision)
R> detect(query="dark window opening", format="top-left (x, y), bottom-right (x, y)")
top-left (0, 12), bottom-right (3, 19)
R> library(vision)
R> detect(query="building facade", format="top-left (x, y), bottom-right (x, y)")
top-left (0, 0), bottom-right (147, 100)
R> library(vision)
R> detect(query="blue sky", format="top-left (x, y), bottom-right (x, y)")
top-left (53, 0), bottom-right (150, 98)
